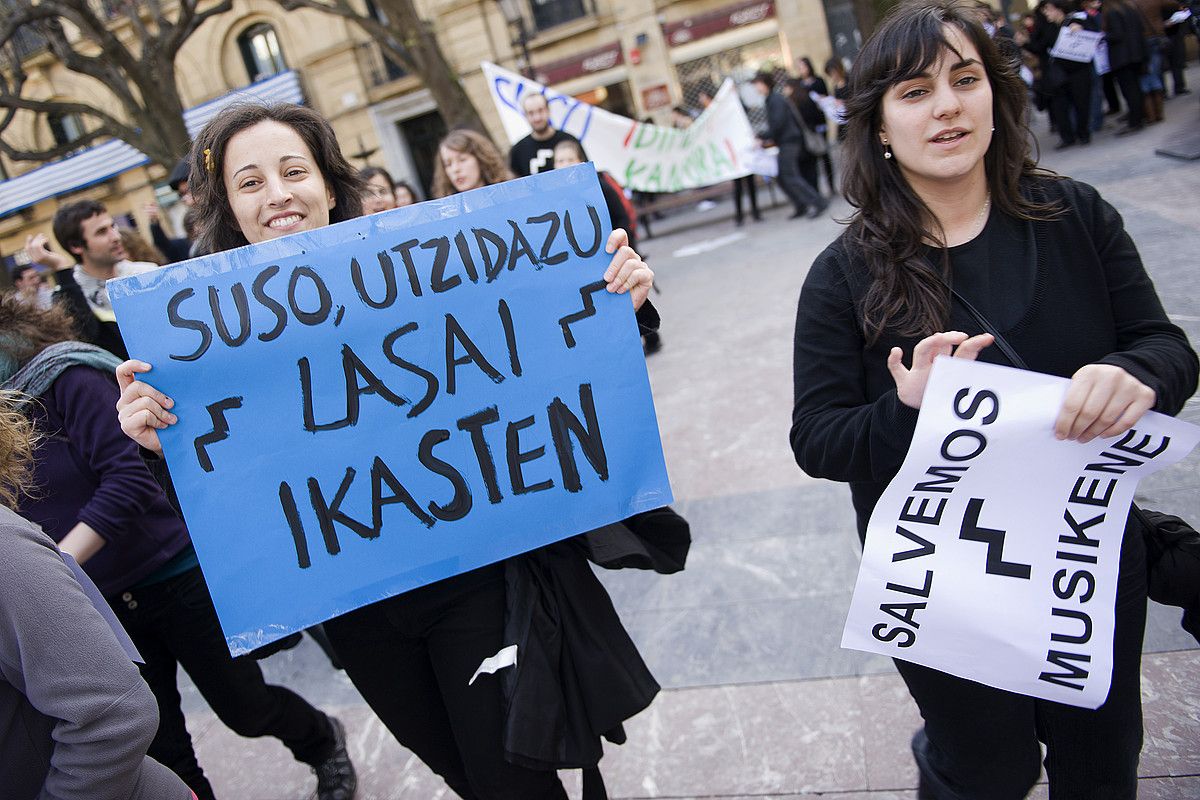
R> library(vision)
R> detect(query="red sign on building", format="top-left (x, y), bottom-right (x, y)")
top-left (535, 42), bottom-right (625, 86)
top-left (661, 0), bottom-right (777, 48)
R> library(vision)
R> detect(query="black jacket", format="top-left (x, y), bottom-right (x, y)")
top-left (500, 508), bottom-right (689, 789)
top-left (1104, 4), bottom-right (1148, 70)
top-left (790, 177), bottom-right (1198, 539)
top-left (762, 91), bottom-right (803, 146)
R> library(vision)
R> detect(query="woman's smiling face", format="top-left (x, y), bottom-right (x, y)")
top-left (224, 120), bottom-right (335, 244)
top-left (878, 25), bottom-right (994, 193)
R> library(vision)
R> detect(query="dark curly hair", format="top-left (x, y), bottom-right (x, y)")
top-left (187, 103), bottom-right (364, 254)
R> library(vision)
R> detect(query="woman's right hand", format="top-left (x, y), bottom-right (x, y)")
top-left (115, 360), bottom-right (176, 456)
top-left (888, 331), bottom-right (994, 409)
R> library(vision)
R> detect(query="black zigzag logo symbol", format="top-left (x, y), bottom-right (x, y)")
top-left (194, 396), bottom-right (244, 474)
top-left (558, 280), bottom-right (609, 349)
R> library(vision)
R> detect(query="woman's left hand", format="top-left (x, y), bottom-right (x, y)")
top-left (604, 229), bottom-right (653, 311)
top-left (1054, 364), bottom-right (1156, 443)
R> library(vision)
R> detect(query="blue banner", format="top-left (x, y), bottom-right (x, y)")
top-left (110, 165), bottom-right (672, 654)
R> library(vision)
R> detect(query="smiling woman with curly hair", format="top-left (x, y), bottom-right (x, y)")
top-left (431, 128), bottom-right (516, 197)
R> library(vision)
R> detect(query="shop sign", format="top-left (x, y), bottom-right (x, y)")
top-left (661, 0), bottom-right (776, 47)
top-left (640, 84), bottom-right (672, 111)
top-left (535, 41), bottom-right (625, 86)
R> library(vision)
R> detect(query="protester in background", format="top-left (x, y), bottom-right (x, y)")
top-left (509, 92), bottom-right (579, 177)
top-left (553, 139), bottom-right (662, 356)
top-left (824, 57), bottom-right (852, 141)
top-left (0, 389), bottom-right (194, 800)
top-left (1163, 3), bottom-right (1190, 96)
top-left (785, 78), bottom-right (831, 197)
top-left (1133, 0), bottom-right (1178, 121)
top-left (359, 166), bottom-right (399, 215)
top-left (1030, 0), bottom-right (1100, 148)
top-left (145, 203), bottom-right (192, 264)
top-left (147, 158), bottom-right (199, 263)
top-left (119, 226), bottom-right (167, 265)
top-left (553, 139), bottom-right (637, 250)
top-left (788, 69), bottom-right (836, 195)
top-left (9, 264), bottom-right (52, 310)
top-left (24, 201), bottom-right (159, 360)
top-left (751, 71), bottom-right (830, 219)
top-left (0, 296), bottom-right (354, 800)
top-left (795, 56), bottom-right (830, 96)
top-left (394, 179), bottom-right (418, 207)
top-left (791, 3), bottom-right (1197, 798)
top-left (670, 105), bottom-right (695, 129)
top-left (697, 81), bottom-right (762, 225)
top-left (433, 128), bottom-right (516, 197)
top-left (1104, 0), bottom-right (1149, 133)
top-left (114, 101), bottom-right (659, 799)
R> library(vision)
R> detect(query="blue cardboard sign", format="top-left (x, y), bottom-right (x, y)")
top-left (110, 165), bottom-right (672, 654)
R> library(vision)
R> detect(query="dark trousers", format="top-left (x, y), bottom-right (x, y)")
top-left (112, 566), bottom-right (335, 800)
top-left (900, 518), bottom-right (1147, 800)
top-left (1102, 71), bottom-right (1121, 115)
top-left (819, 152), bottom-right (835, 195)
top-left (1050, 66), bottom-right (1094, 145)
top-left (798, 158), bottom-right (820, 201)
top-left (776, 141), bottom-right (825, 213)
top-left (1112, 63), bottom-right (1145, 128)
top-left (322, 565), bottom-right (566, 800)
top-left (732, 175), bottom-right (760, 222)
top-left (1166, 33), bottom-right (1188, 95)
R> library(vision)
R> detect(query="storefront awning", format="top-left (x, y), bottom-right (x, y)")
top-left (0, 69), bottom-right (304, 218)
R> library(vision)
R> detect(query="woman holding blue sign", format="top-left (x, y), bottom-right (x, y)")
top-left (790, 1), bottom-right (1196, 798)
top-left (114, 102), bottom-right (657, 799)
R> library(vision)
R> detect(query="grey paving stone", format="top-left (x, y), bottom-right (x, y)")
top-left (619, 595), bottom-right (895, 688)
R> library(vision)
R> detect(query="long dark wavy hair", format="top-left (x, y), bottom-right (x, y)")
top-left (842, 0), bottom-right (1060, 343)
top-left (188, 103), bottom-right (365, 254)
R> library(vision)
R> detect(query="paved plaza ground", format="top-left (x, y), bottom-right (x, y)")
top-left (188, 76), bottom-right (1200, 798)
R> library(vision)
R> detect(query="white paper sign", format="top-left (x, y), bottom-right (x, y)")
top-left (842, 358), bottom-right (1200, 709)
top-left (482, 62), bottom-right (758, 192)
top-left (1093, 40), bottom-right (1111, 76)
top-left (1050, 28), bottom-right (1104, 63)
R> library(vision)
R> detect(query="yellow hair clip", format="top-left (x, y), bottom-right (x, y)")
top-left (203, 147), bottom-right (215, 173)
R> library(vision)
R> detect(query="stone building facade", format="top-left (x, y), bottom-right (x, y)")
top-left (0, 0), bottom-right (857, 271)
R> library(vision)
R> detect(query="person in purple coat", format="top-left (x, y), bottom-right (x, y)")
top-left (0, 296), bottom-right (356, 800)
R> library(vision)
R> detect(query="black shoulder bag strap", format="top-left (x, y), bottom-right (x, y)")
top-left (948, 287), bottom-right (1027, 370)
top-left (948, 286), bottom-right (1156, 533)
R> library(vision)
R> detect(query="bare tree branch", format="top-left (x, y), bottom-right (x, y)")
top-left (0, 0), bottom-right (220, 169)
top-left (274, 0), bottom-right (485, 131)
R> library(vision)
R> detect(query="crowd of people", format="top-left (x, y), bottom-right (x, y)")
top-left (1014, 0), bottom-right (1196, 143)
top-left (1, 0), bottom-right (1197, 798)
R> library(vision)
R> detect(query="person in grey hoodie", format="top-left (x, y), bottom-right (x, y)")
top-left (0, 391), bottom-right (193, 800)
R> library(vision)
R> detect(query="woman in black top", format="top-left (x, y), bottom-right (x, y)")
top-left (791, 2), bottom-right (1196, 798)
top-left (112, 102), bottom-right (659, 799)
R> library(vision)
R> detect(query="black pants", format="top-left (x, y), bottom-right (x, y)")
top-left (322, 564), bottom-right (566, 800)
top-left (776, 141), bottom-right (825, 213)
top-left (799, 158), bottom-right (820, 201)
top-left (112, 566), bottom-right (335, 800)
top-left (900, 517), bottom-right (1146, 800)
top-left (1112, 63), bottom-right (1145, 128)
top-left (1050, 66), bottom-right (1094, 145)
top-left (1102, 71), bottom-right (1121, 115)
top-left (732, 175), bottom-right (760, 222)
top-left (1165, 33), bottom-right (1188, 95)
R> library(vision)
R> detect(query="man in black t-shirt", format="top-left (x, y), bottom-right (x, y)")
top-left (509, 92), bottom-right (579, 177)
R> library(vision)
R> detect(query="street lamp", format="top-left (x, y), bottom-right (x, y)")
top-left (496, 0), bottom-right (534, 78)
